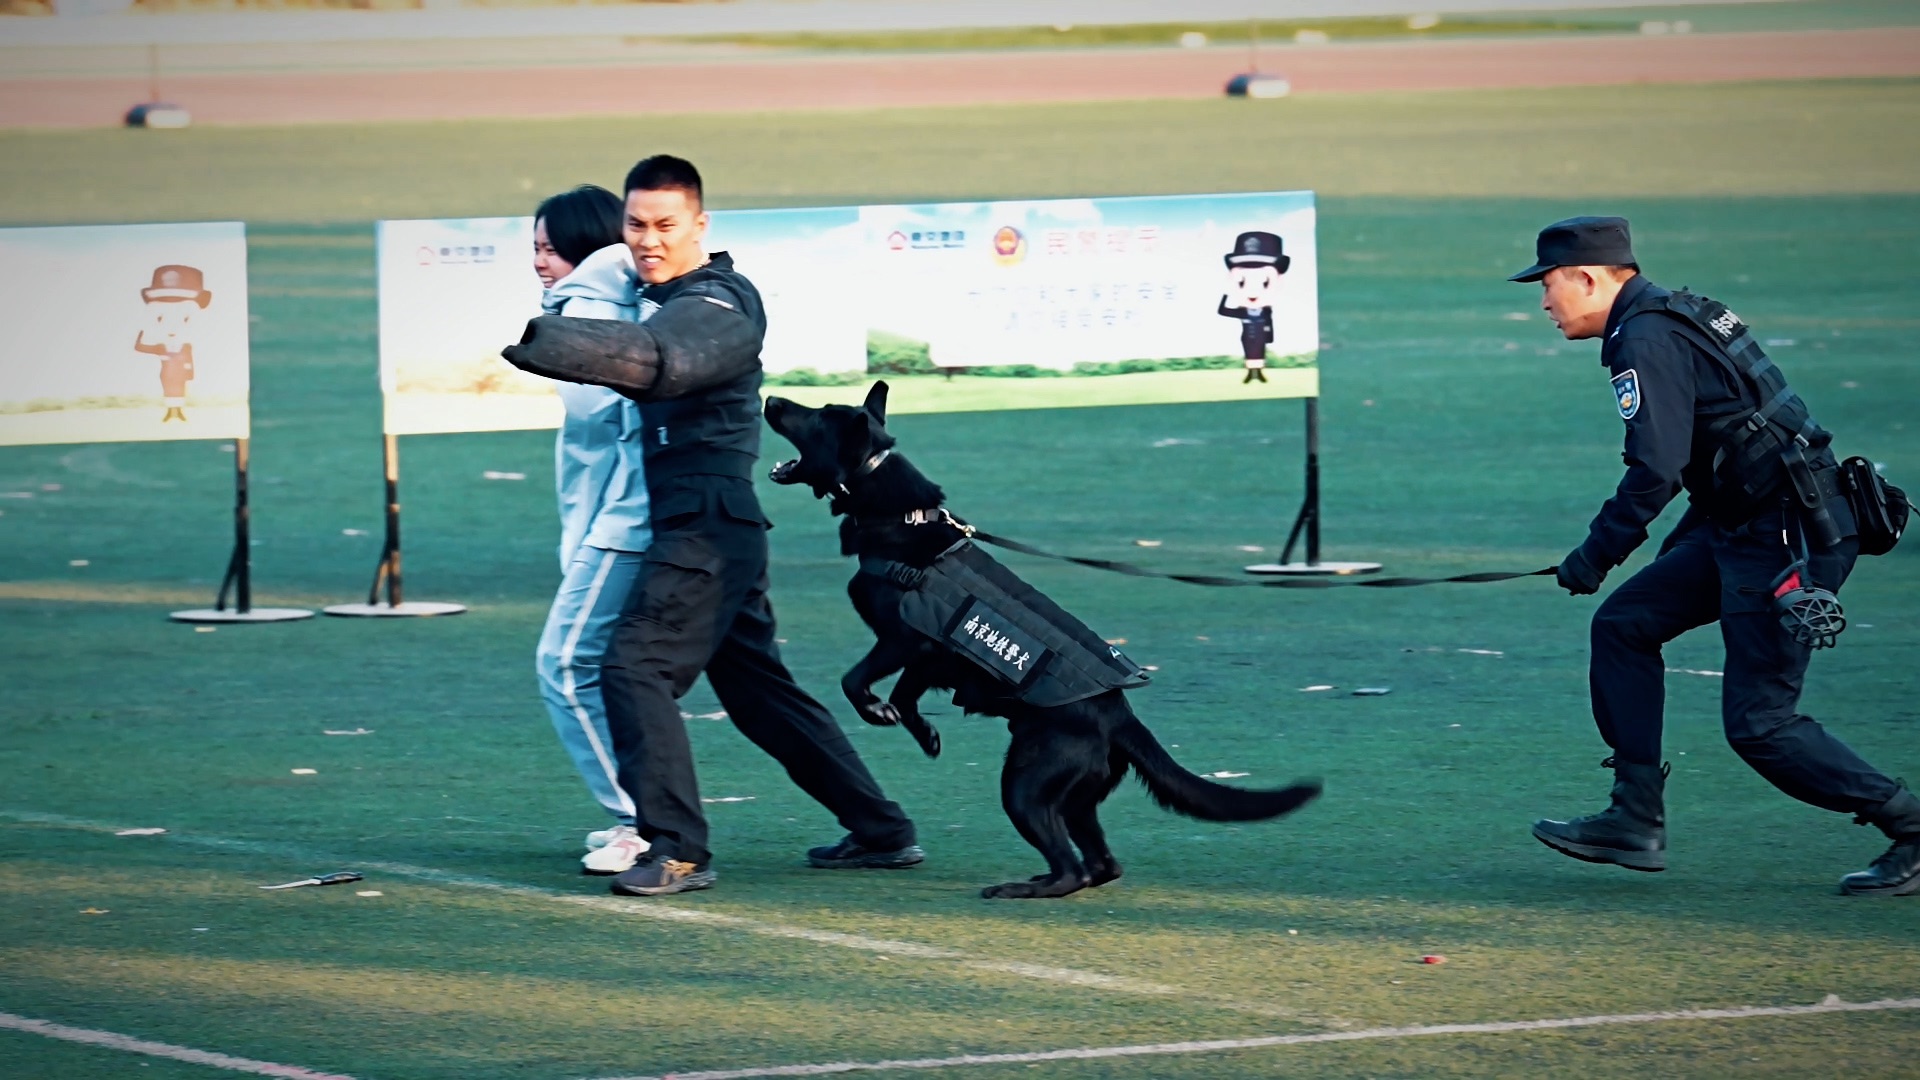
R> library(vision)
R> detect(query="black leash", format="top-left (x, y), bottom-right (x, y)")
top-left (966, 528), bottom-right (1556, 590)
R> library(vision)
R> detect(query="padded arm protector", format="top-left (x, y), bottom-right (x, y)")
top-left (502, 315), bottom-right (661, 395)
top-left (502, 288), bottom-right (762, 402)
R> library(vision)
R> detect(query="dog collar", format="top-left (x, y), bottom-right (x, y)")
top-left (855, 448), bottom-right (893, 477)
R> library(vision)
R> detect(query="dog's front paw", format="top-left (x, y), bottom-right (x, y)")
top-left (858, 701), bottom-right (901, 727)
top-left (898, 712), bottom-right (941, 758)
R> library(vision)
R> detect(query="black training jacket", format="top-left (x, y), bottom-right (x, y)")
top-left (631, 252), bottom-right (769, 487)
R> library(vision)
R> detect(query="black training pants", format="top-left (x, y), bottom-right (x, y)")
top-left (599, 476), bottom-right (916, 866)
top-left (1588, 509), bottom-right (1897, 814)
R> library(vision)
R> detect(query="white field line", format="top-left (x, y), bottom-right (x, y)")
top-left (0, 810), bottom-right (1305, 1020)
top-left (0, 1010), bottom-right (358, 1080)
top-left (598, 997), bottom-right (1920, 1080)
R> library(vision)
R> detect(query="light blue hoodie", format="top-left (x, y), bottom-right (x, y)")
top-left (542, 243), bottom-right (651, 565)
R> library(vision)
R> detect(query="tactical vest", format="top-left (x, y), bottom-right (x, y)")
top-left (876, 540), bottom-right (1151, 709)
top-left (636, 253), bottom-right (767, 485)
top-left (1617, 287), bottom-right (1831, 506)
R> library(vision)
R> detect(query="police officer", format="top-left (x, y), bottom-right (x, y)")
top-left (1514, 216), bottom-right (1918, 897)
top-left (505, 156), bottom-right (920, 896)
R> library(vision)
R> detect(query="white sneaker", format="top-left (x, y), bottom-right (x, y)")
top-left (581, 826), bottom-right (650, 874)
top-left (585, 826), bottom-right (629, 851)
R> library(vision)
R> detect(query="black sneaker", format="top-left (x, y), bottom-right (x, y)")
top-left (1839, 836), bottom-right (1920, 897)
top-left (806, 836), bottom-right (925, 869)
top-left (610, 853), bottom-right (715, 896)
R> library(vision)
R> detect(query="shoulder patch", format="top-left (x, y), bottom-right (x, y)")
top-left (1611, 368), bottom-right (1641, 420)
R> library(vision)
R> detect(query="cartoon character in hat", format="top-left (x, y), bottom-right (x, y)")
top-left (133, 264), bottom-right (211, 422)
top-left (1217, 231), bottom-right (1290, 384)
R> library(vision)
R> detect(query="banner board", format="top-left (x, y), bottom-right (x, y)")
top-left (373, 191), bottom-right (1317, 429)
top-left (377, 216), bottom-right (555, 437)
top-left (0, 222), bottom-right (251, 447)
top-left (845, 191), bottom-right (1318, 414)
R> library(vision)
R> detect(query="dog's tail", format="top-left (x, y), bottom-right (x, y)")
top-left (1113, 716), bottom-right (1321, 822)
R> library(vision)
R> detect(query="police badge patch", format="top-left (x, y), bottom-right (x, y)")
top-left (1611, 368), bottom-right (1641, 420)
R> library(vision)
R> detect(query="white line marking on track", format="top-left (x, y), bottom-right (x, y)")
top-left (595, 997), bottom-right (1920, 1080)
top-left (0, 810), bottom-right (1302, 1019)
top-left (0, 1010), bottom-right (358, 1079)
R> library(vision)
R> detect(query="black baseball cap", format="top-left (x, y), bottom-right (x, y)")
top-left (1509, 216), bottom-right (1636, 282)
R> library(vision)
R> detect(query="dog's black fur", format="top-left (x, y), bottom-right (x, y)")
top-left (764, 382), bottom-right (1321, 899)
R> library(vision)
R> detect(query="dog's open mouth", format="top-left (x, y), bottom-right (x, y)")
top-left (768, 459), bottom-right (801, 485)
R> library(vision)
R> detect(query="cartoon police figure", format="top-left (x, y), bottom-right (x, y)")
top-left (1217, 231), bottom-right (1289, 384)
top-left (134, 264), bottom-right (211, 422)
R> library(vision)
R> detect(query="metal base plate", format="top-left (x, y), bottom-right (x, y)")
top-left (322, 601), bottom-right (467, 618)
top-left (169, 607), bottom-right (315, 623)
top-left (1244, 561), bottom-right (1384, 577)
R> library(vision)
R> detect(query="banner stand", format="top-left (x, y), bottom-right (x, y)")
top-left (169, 439), bottom-right (316, 623)
top-left (323, 434), bottom-right (467, 618)
top-left (1245, 399), bottom-right (1382, 577)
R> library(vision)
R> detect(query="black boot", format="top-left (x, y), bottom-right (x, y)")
top-left (1840, 787), bottom-right (1920, 897)
top-left (1532, 757), bottom-right (1669, 872)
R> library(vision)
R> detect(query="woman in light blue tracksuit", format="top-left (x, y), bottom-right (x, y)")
top-left (529, 186), bottom-right (654, 874)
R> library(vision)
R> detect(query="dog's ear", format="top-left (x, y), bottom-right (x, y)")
top-left (863, 380), bottom-right (889, 424)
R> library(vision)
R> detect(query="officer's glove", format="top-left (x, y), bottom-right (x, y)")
top-left (1556, 545), bottom-right (1607, 596)
top-left (503, 315), bottom-right (661, 397)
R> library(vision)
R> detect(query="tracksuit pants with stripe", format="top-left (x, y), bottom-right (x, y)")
top-left (537, 545), bottom-right (646, 826)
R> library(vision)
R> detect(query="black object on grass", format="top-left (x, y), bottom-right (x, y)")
top-left (259, 872), bottom-right (364, 891)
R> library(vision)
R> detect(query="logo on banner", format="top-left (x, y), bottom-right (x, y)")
top-left (890, 228), bottom-right (968, 251)
top-left (422, 244), bottom-right (498, 266)
top-left (992, 225), bottom-right (1027, 266)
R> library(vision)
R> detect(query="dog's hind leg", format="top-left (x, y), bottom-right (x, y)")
top-left (982, 743), bottom-right (1091, 899)
top-left (1066, 754), bottom-right (1128, 888)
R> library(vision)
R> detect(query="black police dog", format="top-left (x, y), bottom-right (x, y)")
top-left (764, 382), bottom-right (1321, 899)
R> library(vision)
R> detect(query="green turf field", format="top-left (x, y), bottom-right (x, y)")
top-left (2, 81), bottom-right (1918, 1078)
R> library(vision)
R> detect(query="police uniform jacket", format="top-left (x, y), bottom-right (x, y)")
top-left (1577, 274), bottom-right (1838, 572)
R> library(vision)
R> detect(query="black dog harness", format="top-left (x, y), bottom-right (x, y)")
top-left (859, 532), bottom-right (1150, 709)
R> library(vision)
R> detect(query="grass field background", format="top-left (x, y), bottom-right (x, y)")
top-left (2, 79), bottom-right (1918, 1078)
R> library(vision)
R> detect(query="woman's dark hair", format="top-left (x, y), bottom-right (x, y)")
top-left (535, 185), bottom-right (623, 267)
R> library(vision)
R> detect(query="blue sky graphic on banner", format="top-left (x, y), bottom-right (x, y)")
top-left (0, 222), bottom-right (250, 447)
top-left (705, 206), bottom-right (864, 378)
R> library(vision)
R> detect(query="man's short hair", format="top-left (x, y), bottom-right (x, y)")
top-left (1602, 263), bottom-right (1640, 278)
top-left (624, 155), bottom-right (704, 208)
top-left (535, 184), bottom-right (623, 266)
